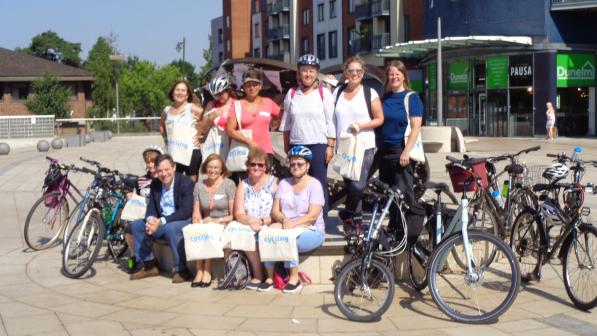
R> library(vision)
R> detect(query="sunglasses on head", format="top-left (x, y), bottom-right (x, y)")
top-left (248, 162), bottom-right (265, 168)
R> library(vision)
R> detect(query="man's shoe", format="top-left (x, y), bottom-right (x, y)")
top-left (282, 281), bottom-right (303, 294)
top-left (129, 266), bottom-right (159, 280)
top-left (172, 270), bottom-right (190, 283)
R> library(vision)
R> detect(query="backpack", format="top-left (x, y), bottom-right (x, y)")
top-left (216, 251), bottom-right (251, 290)
top-left (333, 83), bottom-right (373, 119)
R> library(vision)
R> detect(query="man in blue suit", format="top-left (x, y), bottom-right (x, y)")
top-left (130, 154), bottom-right (194, 283)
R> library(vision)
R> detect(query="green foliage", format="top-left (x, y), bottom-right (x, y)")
top-left (84, 36), bottom-right (116, 118)
top-left (170, 60), bottom-right (200, 89)
top-left (18, 31), bottom-right (82, 67)
top-left (25, 73), bottom-right (72, 118)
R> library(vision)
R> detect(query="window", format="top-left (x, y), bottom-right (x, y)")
top-left (302, 37), bottom-right (309, 54)
top-left (12, 83), bottom-right (28, 100)
top-left (303, 9), bottom-right (310, 25)
top-left (226, 40), bottom-right (231, 52)
top-left (349, 0), bottom-right (355, 13)
top-left (254, 23), bottom-right (260, 38)
top-left (218, 28), bottom-right (223, 44)
top-left (329, 0), bottom-right (336, 18)
top-left (254, 48), bottom-right (261, 57)
top-left (83, 82), bottom-right (92, 100)
top-left (328, 31), bottom-right (337, 58)
top-left (317, 3), bottom-right (324, 21)
top-left (226, 16), bottom-right (230, 28)
top-left (317, 33), bottom-right (326, 60)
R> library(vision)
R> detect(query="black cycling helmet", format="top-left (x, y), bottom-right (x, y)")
top-left (297, 54), bottom-right (320, 69)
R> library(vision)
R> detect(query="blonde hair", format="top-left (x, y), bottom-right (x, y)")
top-left (343, 56), bottom-right (367, 73)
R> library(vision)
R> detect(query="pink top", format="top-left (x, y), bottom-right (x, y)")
top-left (214, 98), bottom-right (232, 130)
top-left (275, 177), bottom-right (325, 234)
top-left (230, 97), bottom-right (280, 154)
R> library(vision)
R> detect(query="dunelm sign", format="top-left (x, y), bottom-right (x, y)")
top-left (448, 60), bottom-right (470, 90)
top-left (556, 53), bottom-right (596, 88)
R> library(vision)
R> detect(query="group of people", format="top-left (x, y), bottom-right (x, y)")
top-left (125, 53), bottom-right (425, 294)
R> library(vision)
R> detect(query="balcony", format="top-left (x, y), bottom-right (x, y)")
top-left (267, 25), bottom-right (290, 41)
top-left (268, 0), bottom-right (290, 15)
top-left (371, 0), bottom-right (390, 17)
top-left (268, 52), bottom-right (288, 62)
top-left (349, 37), bottom-right (372, 55)
top-left (551, 0), bottom-right (597, 10)
top-left (371, 33), bottom-right (391, 51)
top-left (355, 3), bottom-right (372, 20)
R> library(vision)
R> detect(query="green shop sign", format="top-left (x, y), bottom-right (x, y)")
top-left (428, 63), bottom-right (437, 91)
top-left (557, 53), bottom-right (596, 87)
top-left (486, 56), bottom-right (509, 89)
top-left (448, 60), bottom-right (470, 90)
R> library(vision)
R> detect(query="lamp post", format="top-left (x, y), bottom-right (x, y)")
top-left (437, 17), bottom-right (443, 126)
top-left (176, 38), bottom-right (186, 74)
top-left (109, 54), bottom-right (125, 134)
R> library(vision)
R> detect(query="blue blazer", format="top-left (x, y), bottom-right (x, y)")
top-left (145, 172), bottom-right (194, 223)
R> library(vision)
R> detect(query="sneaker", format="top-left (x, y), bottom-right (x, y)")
top-left (172, 270), bottom-right (190, 283)
top-left (129, 266), bottom-right (159, 280)
top-left (282, 281), bottom-right (303, 294)
top-left (257, 281), bottom-right (274, 292)
top-left (246, 281), bottom-right (261, 290)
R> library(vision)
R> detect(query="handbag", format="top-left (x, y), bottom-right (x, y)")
top-left (403, 92), bottom-right (426, 163)
top-left (332, 132), bottom-right (366, 181)
top-left (120, 194), bottom-right (147, 222)
top-left (225, 101), bottom-right (252, 172)
top-left (182, 222), bottom-right (225, 261)
top-left (258, 227), bottom-right (306, 262)
top-left (201, 120), bottom-right (229, 159)
top-left (165, 104), bottom-right (196, 166)
top-left (221, 221), bottom-right (256, 251)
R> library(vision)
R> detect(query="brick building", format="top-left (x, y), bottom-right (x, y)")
top-left (0, 47), bottom-right (93, 118)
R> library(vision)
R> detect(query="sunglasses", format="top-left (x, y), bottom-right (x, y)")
top-left (248, 162), bottom-right (265, 168)
top-left (346, 68), bottom-right (364, 75)
top-left (289, 162), bottom-right (306, 168)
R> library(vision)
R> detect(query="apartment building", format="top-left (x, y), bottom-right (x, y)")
top-left (313, 0), bottom-right (343, 69)
top-left (223, 0), bottom-right (252, 60)
top-left (210, 16), bottom-right (225, 66)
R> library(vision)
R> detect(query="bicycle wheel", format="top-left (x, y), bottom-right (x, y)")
top-left (468, 197), bottom-right (500, 236)
top-left (409, 220), bottom-right (432, 291)
top-left (562, 223), bottom-right (597, 310)
top-left (62, 209), bottom-right (104, 279)
top-left (428, 230), bottom-right (520, 323)
top-left (510, 210), bottom-right (544, 282)
top-left (24, 192), bottom-right (69, 250)
top-left (508, 188), bottom-right (538, 230)
top-left (334, 257), bottom-right (395, 322)
top-left (62, 201), bottom-right (82, 247)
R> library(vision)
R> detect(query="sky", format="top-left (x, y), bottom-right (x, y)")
top-left (0, 0), bottom-right (222, 69)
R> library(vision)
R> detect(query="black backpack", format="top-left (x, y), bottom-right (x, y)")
top-left (216, 251), bottom-right (251, 290)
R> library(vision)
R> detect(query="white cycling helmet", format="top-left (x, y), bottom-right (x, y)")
top-left (542, 163), bottom-right (569, 182)
top-left (208, 74), bottom-right (231, 96)
top-left (142, 145), bottom-right (164, 157)
top-left (540, 202), bottom-right (563, 225)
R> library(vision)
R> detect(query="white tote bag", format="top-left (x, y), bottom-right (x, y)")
top-left (221, 221), bottom-right (256, 251)
top-left (404, 92), bottom-right (426, 163)
top-left (332, 132), bottom-right (366, 181)
top-left (183, 222), bottom-right (225, 261)
top-left (258, 227), bottom-right (306, 262)
top-left (225, 101), bottom-right (252, 172)
top-left (120, 194), bottom-right (147, 222)
top-left (166, 104), bottom-right (195, 166)
top-left (201, 122), bottom-right (229, 159)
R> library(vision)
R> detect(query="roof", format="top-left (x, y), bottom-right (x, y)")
top-left (377, 36), bottom-right (533, 58)
top-left (0, 47), bottom-right (93, 82)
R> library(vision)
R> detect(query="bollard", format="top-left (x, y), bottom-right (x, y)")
top-left (37, 140), bottom-right (50, 152)
top-left (0, 143), bottom-right (9, 155)
top-left (51, 138), bottom-right (63, 150)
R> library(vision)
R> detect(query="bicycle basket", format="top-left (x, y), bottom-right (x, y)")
top-left (446, 160), bottom-right (488, 192)
top-left (524, 165), bottom-right (549, 187)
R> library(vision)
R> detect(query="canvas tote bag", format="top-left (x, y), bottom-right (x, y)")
top-left (332, 132), bottom-right (366, 181)
top-left (403, 92), bottom-right (426, 163)
top-left (120, 194), bottom-right (147, 222)
top-left (221, 221), bottom-right (256, 251)
top-left (258, 227), bottom-right (307, 262)
top-left (183, 222), bottom-right (225, 260)
top-left (166, 104), bottom-right (196, 166)
top-left (225, 101), bottom-right (252, 172)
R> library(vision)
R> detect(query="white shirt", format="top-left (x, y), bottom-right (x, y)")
top-left (333, 86), bottom-right (379, 149)
top-left (165, 104), bottom-right (200, 149)
top-left (280, 87), bottom-right (336, 145)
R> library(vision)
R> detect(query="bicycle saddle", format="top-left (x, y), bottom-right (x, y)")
top-left (423, 181), bottom-right (450, 193)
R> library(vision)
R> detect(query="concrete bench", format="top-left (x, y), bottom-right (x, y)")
top-left (421, 126), bottom-right (466, 153)
top-left (422, 140), bottom-right (443, 153)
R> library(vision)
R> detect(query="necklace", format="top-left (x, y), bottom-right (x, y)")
top-left (205, 177), bottom-right (223, 210)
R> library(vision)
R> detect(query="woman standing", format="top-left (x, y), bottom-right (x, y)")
top-left (380, 60), bottom-right (426, 242)
top-left (232, 148), bottom-right (278, 289)
top-left (333, 56), bottom-right (384, 236)
top-left (190, 154), bottom-right (236, 288)
top-left (280, 54), bottom-right (335, 223)
top-left (546, 101), bottom-right (556, 140)
top-left (226, 68), bottom-right (281, 164)
top-left (160, 80), bottom-right (204, 182)
top-left (204, 74), bottom-right (235, 133)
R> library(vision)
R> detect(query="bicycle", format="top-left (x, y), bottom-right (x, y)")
top-left (510, 169), bottom-right (597, 310)
top-left (24, 157), bottom-right (86, 251)
top-left (335, 170), bottom-right (521, 323)
top-left (62, 165), bottom-right (137, 279)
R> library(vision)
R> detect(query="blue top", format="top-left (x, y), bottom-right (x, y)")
top-left (381, 90), bottom-right (423, 146)
top-left (160, 177), bottom-right (176, 223)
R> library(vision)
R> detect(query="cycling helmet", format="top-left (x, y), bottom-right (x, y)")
top-left (288, 145), bottom-right (313, 161)
top-left (540, 202), bottom-right (563, 225)
top-left (142, 145), bottom-right (164, 158)
top-left (297, 54), bottom-right (320, 69)
top-left (542, 163), bottom-right (569, 182)
top-left (208, 74), bottom-right (231, 96)
top-left (44, 164), bottom-right (63, 188)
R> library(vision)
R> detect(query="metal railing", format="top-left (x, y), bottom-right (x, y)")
top-left (55, 117), bottom-right (161, 135)
top-left (268, 25), bottom-right (290, 40)
top-left (0, 115), bottom-right (54, 139)
top-left (349, 37), bottom-right (373, 54)
top-left (268, 0), bottom-right (290, 15)
top-left (371, 0), bottom-right (390, 16)
top-left (372, 32), bottom-right (391, 50)
top-left (355, 3), bottom-right (372, 20)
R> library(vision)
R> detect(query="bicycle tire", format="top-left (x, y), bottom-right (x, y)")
top-left (62, 209), bottom-right (104, 279)
top-left (24, 192), bottom-right (69, 251)
top-left (62, 201), bottom-right (82, 247)
top-left (562, 223), bottom-right (597, 310)
top-left (409, 220), bottom-right (432, 291)
top-left (507, 188), bottom-right (538, 230)
top-left (510, 210), bottom-right (544, 282)
top-left (107, 206), bottom-right (129, 262)
top-left (427, 230), bottom-right (520, 323)
top-left (334, 257), bottom-right (395, 322)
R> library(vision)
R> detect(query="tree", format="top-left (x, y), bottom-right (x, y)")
top-left (25, 73), bottom-right (72, 118)
top-left (84, 36), bottom-right (117, 118)
top-left (169, 60), bottom-right (200, 89)
top-left (18, 31), bottom-right (82, 67)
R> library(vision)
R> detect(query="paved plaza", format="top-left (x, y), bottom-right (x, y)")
top-left (0, 135), bottom-right (595, 336)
